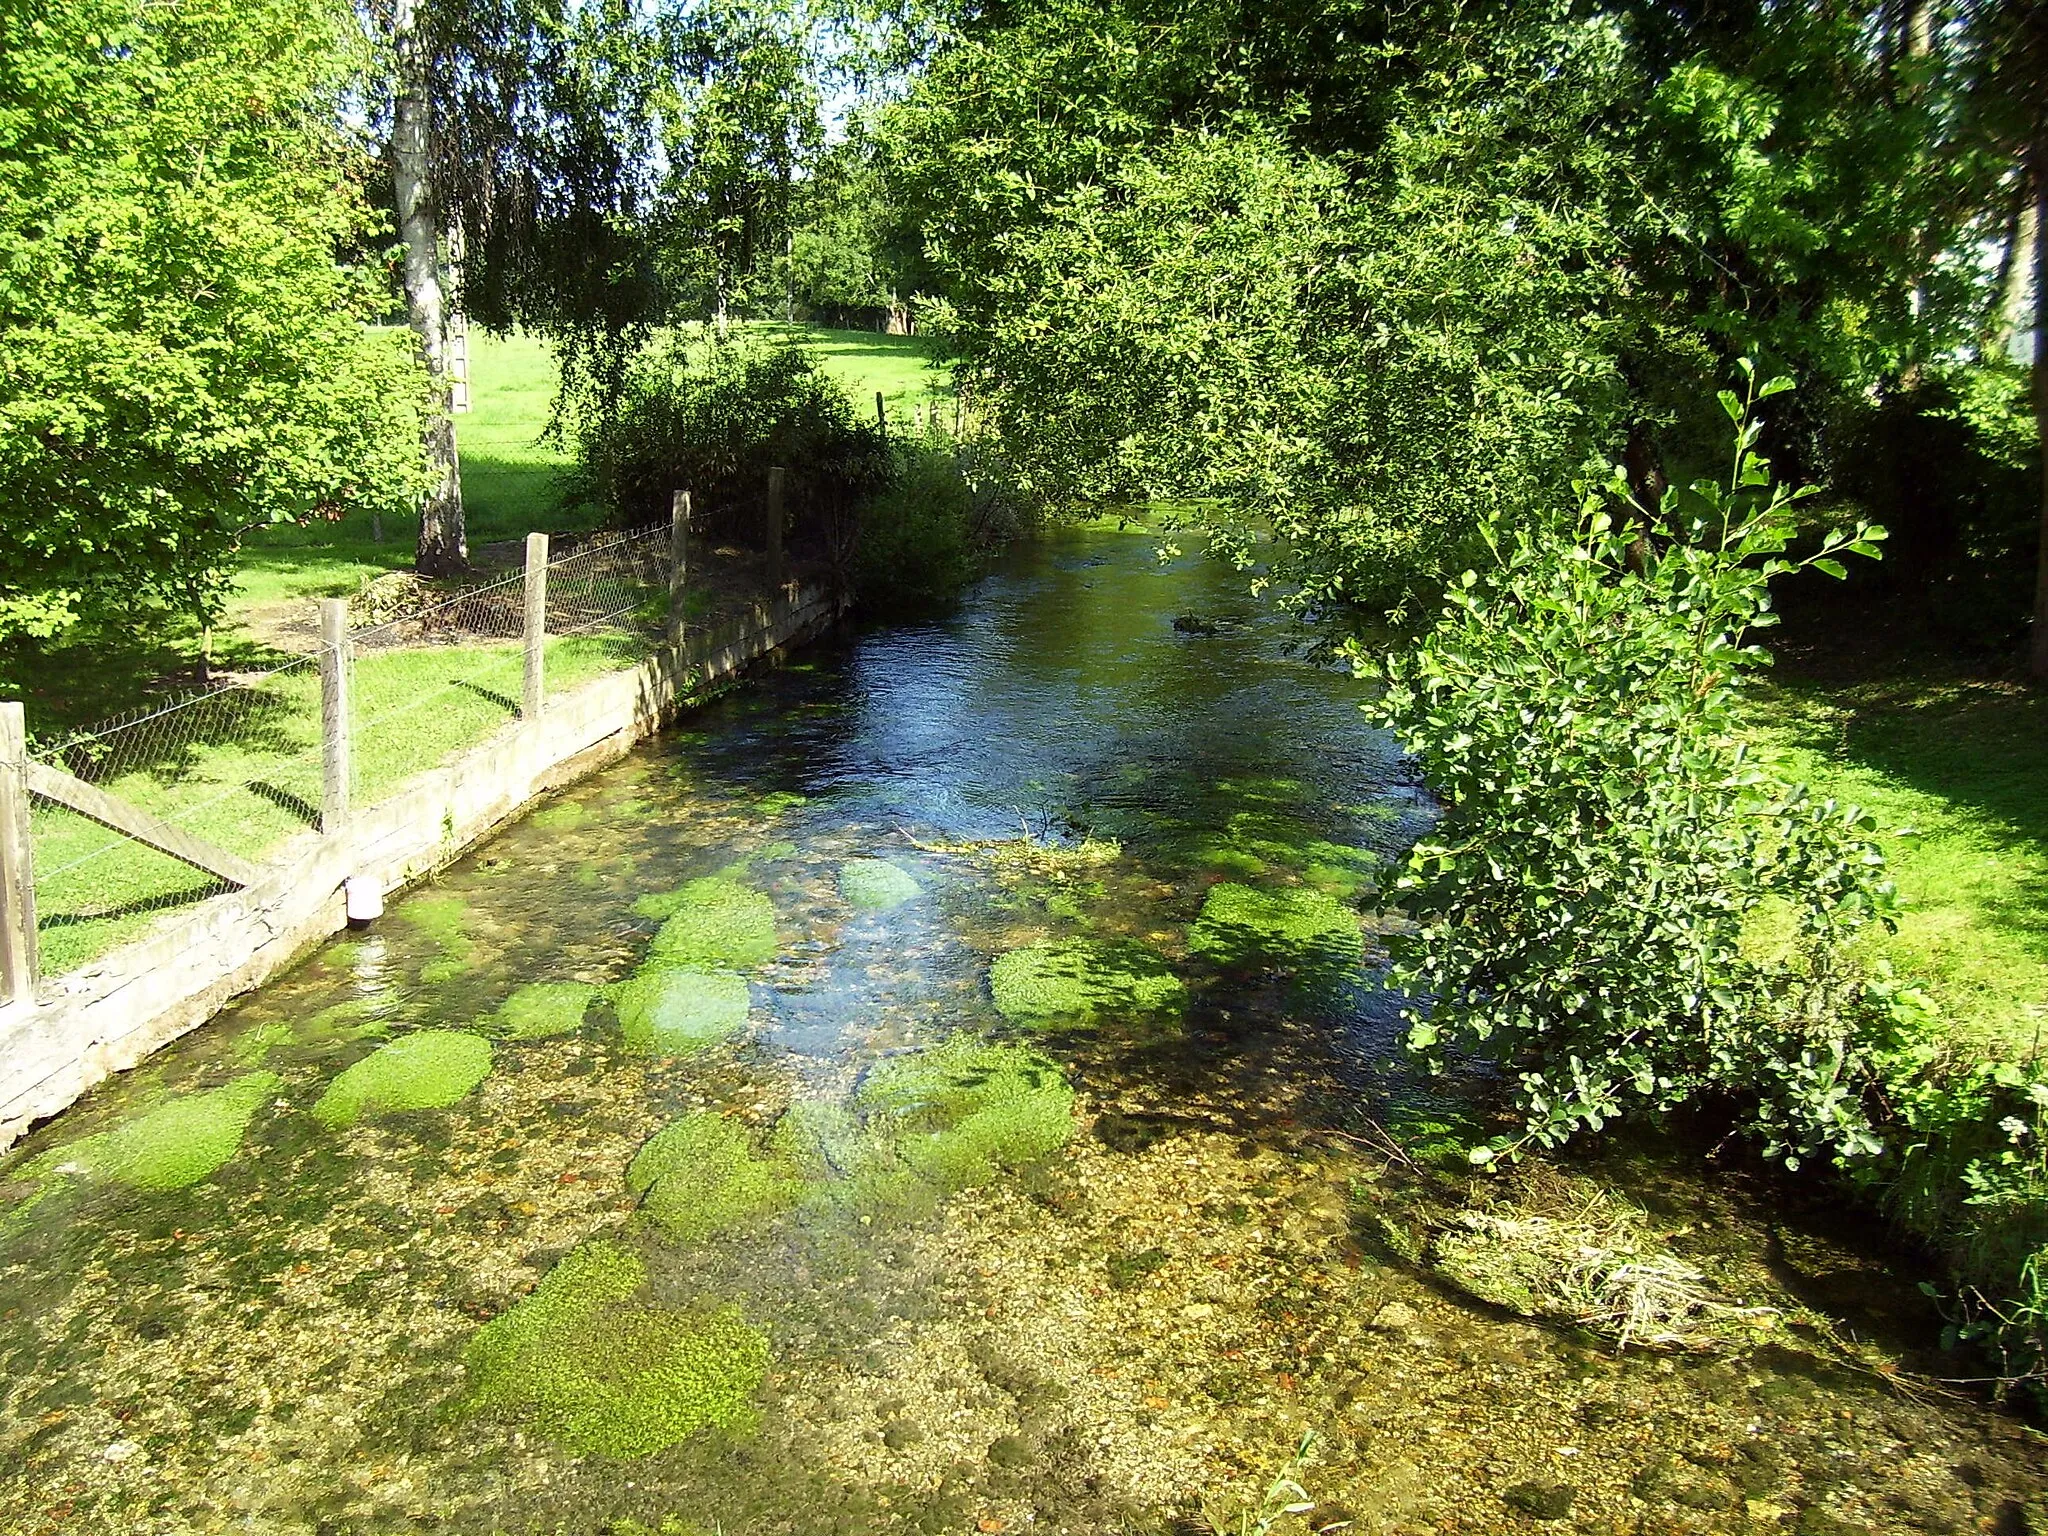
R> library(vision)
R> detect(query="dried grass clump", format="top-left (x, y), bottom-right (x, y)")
top-left (1426, 1172), bottom-right (1780, 1351)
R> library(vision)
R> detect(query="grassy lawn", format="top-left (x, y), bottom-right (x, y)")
top-left (1755, 666), bottom-right (2048, 1065)
top-left (32, 632), bottom-right (642, 974)
top-left (22, 319), bottom-right (946, 974)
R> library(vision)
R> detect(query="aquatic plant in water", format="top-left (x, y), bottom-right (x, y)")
top-left (31, 1072), bottom-right (279, 1191)
top-left (402, 893), bottom-right (480, 983)
top-left (858, 1037), bottom-right (1076, 1190)
top-left (529, 798), bottom-right (588, 830)
top-left (1188, 883), bottom-right (1362, 975)
top-left (634, 878), bottom-right (777, 968)
top-left (1417, 1171), bottom-right (1782, 1352)
top-left (493, 981), bottom-right (598, 1040)
top-left (311, 1031), bottom-right (492, 1127)
top-left (612, 967), bottom-right (751, 1054)
top-left (464, 1238), bottom-right (769, 1458)
top-left (627, 1112), bottom-right (802, 1241)
top-left (770, 1101), bottom-right (936, 1219)
top-left (838, 858), bottom-right (922, 912)
top-left (988, 939), bottom-right (1184, 1029)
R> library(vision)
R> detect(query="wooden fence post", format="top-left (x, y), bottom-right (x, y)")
top-left (875, 390), bottom-right (886, 437)
top-left (319, 600), bottom-right (351, 836)
top-left (669, 490), bottom-right (690, 654)
top-left (0, 702), bottom-right (38, 1005)
top-left (765, 468), bottom-right (786, 592)
top-left (523, 532), bottom-right (548, 719)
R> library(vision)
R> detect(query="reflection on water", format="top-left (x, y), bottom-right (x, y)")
top-left (1, 530), bottom-right (2042, 1535)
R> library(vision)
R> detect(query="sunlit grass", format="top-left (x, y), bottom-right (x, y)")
top-left (33, 633), bottom-right (639, 975)
top-left (1752, 671), bottom-right (2048, 1064)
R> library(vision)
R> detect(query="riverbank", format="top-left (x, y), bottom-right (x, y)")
top-left (3, 529), bottom-right (2044, 1535)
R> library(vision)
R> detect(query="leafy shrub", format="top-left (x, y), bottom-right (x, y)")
top-left (1373, 367), bottom-right (2048, 1393)
top-left (1369, 368), bottom-right (1893, 1164)
top-left (851, 443), bottom-right (978, 615)
top-left (568, 334), bottom-right (889, 550)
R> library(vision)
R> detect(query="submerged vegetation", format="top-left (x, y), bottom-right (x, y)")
top-left (464, 1239), bottom-right (769, 1459)
top-left (310, 1031), bottom-right (494, 1127)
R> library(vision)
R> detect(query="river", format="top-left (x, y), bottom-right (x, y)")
top-left (1, 527), bottom-right (2041, 1534)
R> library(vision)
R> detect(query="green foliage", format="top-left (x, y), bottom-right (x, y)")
top-left (0, 0), bottom-right (431, 650)
top-left (643, 877), bottom-right (777, 968)
top-left (858, 1037), bottom-right (1077, 1190)
top-left (464, 1238), bottom-right (768, 1459)
top-left (838, 858), bottom-right (922, 911)
top-left (311, 1032), bottom-right (493, 1128)
top-left (612, 967), bottom-right (751, 1054)
top-left (852, 444), bottom-right (978, 616)
top-left (987, 939), bottom-right (1184, 1029)
top-left (1370, 374), bottom-right (1894, 1162)
top-left (884, 0), bottom-right (2015, 626)
top-left (627, 1112), bottom-right (801, 1242)
top-left (33, 1073), bottom-right (278, 1192)
top-left (1187, 884), bottom-right (1362, 978)
top-left (493, 982), bottom-right (599, 1041)
top-left (567, 333), bottom-right (888, 543)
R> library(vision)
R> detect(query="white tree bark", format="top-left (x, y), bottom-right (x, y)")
top-left (392, 0), bottom-right (466, 575)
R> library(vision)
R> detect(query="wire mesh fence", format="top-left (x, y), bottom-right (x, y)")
top-left (22, 523), bottom-right (678, 979)
top-left (28, 659), bottom-right (325, 975)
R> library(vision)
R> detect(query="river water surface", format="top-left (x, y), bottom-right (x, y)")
top-left (2, 529), bottom-right (2043, 1536)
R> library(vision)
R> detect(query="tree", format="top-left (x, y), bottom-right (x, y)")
top-left (883, 0), bottom-right (2013, 628)
top-left (388, 0), bottom-right (466, 574)
top-left (0, 0), bottom-right (433, 668)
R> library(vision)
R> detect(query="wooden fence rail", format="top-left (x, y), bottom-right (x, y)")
top-left (1, 483), bottom-right (724, 1004)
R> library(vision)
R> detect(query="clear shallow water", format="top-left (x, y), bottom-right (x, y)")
top-left (1, 530), bottom-right (2042, 1536)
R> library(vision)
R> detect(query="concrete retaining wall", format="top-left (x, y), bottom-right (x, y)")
top-left (0, 585), bottom-right (844, 1151)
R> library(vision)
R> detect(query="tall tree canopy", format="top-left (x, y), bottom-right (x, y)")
top-left (880, 0), bottom-right (2042, 635)
top-left (0, 0), bottom-right (433, 654)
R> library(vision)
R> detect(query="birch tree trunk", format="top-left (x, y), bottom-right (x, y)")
top-left (392, 0), bottom-right (466, 576)
top-left (2029, 133), bottom-right (2048, 679)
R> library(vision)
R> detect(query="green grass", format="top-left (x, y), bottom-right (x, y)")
top-left (23, 320), bottom-right (952, 974)
top-left (749, 322), bottom-right (955, 422)
top-left (32, 632), bottom-right (640, 974)
top-left (1754, 669), bottom-right (2048, 1064)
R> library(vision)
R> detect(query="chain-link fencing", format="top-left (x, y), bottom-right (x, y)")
top-left (22, 522), bottom-right (681, 980)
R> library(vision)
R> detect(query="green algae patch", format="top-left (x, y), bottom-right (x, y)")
top-left (493, 981), bottom-right (598, 1041)
top-left (37, 1073), bottom-right (279, 1191)
top-left (839, 859), bottom-right (922, 912)
top-left (771, 1101), bottom-right (936, 1220)
top-left (529, 798), bottom-right (588, 830)
top-left (402, 893), bottom-right (479, 982)
top-left (634, 878), bottom-right (777, 968)
top-left (1188, 883), bottom-right (1363, 976)
top-left (988, 939), bottom-right (1184, 1030)
top-left (859, 1037), bottom-right (1076, 1191)
top-left (464, 1239), bottom-right (768, 1459)
top-left (612, 968), bottom-right (750, 1054)
top-left (627, 1113), bottom-right (801, 1242)
top-left (311, 1031), bottom-right (492, 1127)
top-left (755, 790), bottom-right (808, 818)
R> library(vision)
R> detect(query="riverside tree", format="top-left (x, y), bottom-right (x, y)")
top-left (0, 0), bottom-right (433, 668)
top-left (884, 0), bottom-right (2039, 638)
